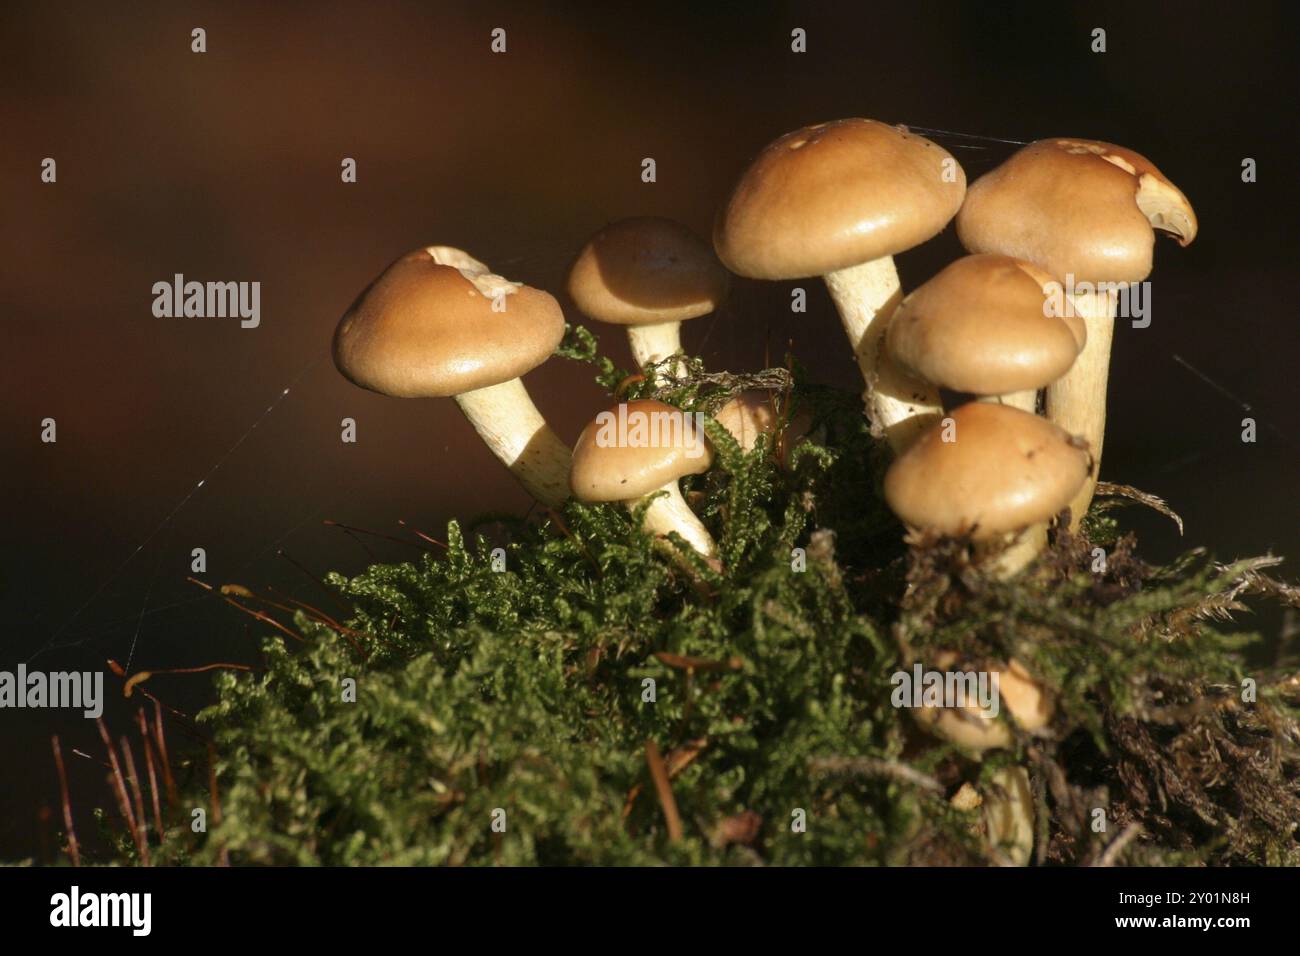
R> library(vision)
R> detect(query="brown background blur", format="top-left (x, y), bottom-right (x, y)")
top-left (1, 1), bottom-right (1296, 860)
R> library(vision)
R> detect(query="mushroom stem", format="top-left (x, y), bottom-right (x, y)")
top-left (626, 482), bottom-right (717, 559)
top-left (823, 257), bottom-right (944, 451)
top-left (983, 765), bottom-right (1034, 866)
top-left (626, 322), bottom-right (686, 376)
top-left (1044, 289), bottom-right (1117, 530)
top-left (977, 390), bottom-right (1039, 414)
top-left (454, 378), bottom-right (571, 510)
top-left (988, 525), bottom-right (1048, 578)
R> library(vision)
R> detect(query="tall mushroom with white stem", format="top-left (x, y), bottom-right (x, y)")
top-left (956, 139), bottom-right (1197, 529)
top-left (713, 119), bottom-right (967, 452)
top-left (567, 217), bottom-right (730, 377)
top-left (886, 254), bottom-right (1086, 414)
top-left (569, 399), bottom-right (716, 561)
top-left (333, 246), bottom-right (572, 509)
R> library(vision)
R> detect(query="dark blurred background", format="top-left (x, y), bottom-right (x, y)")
top-left (1, 1), bottom-right (1296, 861)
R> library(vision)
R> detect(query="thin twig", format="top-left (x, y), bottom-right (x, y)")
top-left (136, 709), bottom-right (165, 845)
top-left (124, 660), bottom-right (253, 698)
top-left (324, 519), bottom-right (432, 551)
top-left (262, 581), bottom-right (390, 653)
top-left (277, 548), bottom-right (353, 615)
top-left (623, 739), bottom-right (707, 821)
top-left (396, 519), bottom-right (449, 550)
top-left (645, 740), bottom-right (683, 843)
top-left (1094, 822), bottom-right (1143, 867)
top-left (257, 587), bottom-right (371, 656)
top-left (119, 736), bottom-right (151, 866)
top-left (95, 719), bottom-right (140, 854)
top-left (808, 756), bottom-right (944, 793)
top-left (188, 576), bottom-right (304, 643)
top-left (108, 659), bottom-right (200, 732)
top-left (265, 586), bottom-right (341, 627)
top-left (153, 699), bottom-right (178, 807)
top-left (50, 735), bottom-right (80, 867)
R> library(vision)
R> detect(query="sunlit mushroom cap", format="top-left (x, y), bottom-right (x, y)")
top-left (567, 217), bottom-right (730, 326)
top-left (569, 399), bottom-right (713, 502)
top-left (956, 138), bottom-right (1197, 285)
top-left (713, 118), bottom-right (967, 279)
top-left (886, 254), bottom-right (1085, 395)
top-left (333, 246), bottom-right (565, 399)
top-left (883, 403), bottom-right (1091, 537)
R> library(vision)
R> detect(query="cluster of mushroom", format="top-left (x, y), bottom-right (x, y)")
top-left (330, 119), bottom-right (1196, 583)
top-left (705, 119), bottom-right (1196, 864)
top-left (880, 255), bottom-right (1091, 575)
top-left (330, 230), bottom-right (781, 565)
top-left (330, 118), bottom-right (1196, 864)
top-left (713, 119), bottom-right (1198, 576)
top-left (888, 140), bottom-right (1196, 574)
top-left (330, 118), bottom-right (1197, 584)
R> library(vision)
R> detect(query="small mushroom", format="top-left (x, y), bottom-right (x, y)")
top-left (883, 402), bottom-right (1092, 575)
top-left (886, 254), bottom-right (1086, 413)
top-left (956, 139), bottom-right (1197, 528)
top-left (714, 119), bottom-right (966, 450)
top-left (333, 246), bottom-right (571, 509)
top-left (712, 390), bottom-right (812, 457)
top-left (567, 217), bottom-right (730, 375)
top-left (569, 399), bottom-right (717, 560)
top-left (919, 651), bottom-right (1044, 866)
top-left (912, 653), bottom-right (1054, 752)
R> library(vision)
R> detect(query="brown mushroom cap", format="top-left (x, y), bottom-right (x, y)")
top-left (333, 247), bottom-right (565, 399)
top-left (886, 254), bottom-right (1085, 395)
top-left (883, 403), bottom-right (1091, 537)
top-left (570, 399), bottom-right (714, 501)
top-left (913, 653), bottom-right (1054, 752)
top-left (956, 138), bottom-right (1198, 285)
top-left (713, 390), bottom-right (812, 453)
top-left (714, 119), bottom-right (967, 279)
top-left (714, 391), bottom-right (779, 449)
top-left (567, 217), bottom-right (730, 326)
